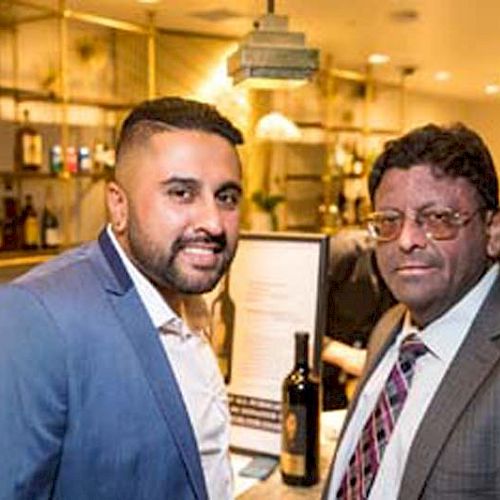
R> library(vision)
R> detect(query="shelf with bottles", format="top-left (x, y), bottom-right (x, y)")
top-left (5, 107), bottom-right (116, 183)
top-left (0, 185), bottom-right (63, 254)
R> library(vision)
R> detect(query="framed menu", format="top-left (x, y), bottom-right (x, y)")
top-left (209, 231), bottom-right (329, 456)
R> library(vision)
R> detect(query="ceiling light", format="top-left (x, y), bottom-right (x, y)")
top-left (137, 0), bottom-right (160, 4)
top-left (368, 53), bottom-right (390, 65)
top-left (255, 111), bottom-right (302, 141)
top-left (227, 0), bottom-right (319, 89)
top-left (434, 71), bottom-right (451, 82)
top-left (485, 84), bottom-right (500, 95)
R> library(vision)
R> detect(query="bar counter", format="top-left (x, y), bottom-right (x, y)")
top-left (237, 450), bottom-right (330, 499)
top-left (236, 410), bottom-right (345, 499)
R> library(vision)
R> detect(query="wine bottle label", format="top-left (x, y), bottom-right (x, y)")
top-left (45, 228), bottom-right (61, 247)
top-left (280, 405), bottom-right (306, 476)
top-left (22, 135), bottom-right (42, 167)
top-left (24, 217), bottom-right (39, 245)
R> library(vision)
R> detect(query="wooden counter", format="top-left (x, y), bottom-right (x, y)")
top-left (237, 410), bottom-right (345, 499)
top-left (237, 444), bottom-right (332, 499)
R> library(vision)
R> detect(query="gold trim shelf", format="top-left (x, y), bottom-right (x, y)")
top-left (0, 170), bottom-right (112, 183)
top-left (0, 247), bottom-right (63, 269)
top-left (0, 86), bottom-right (138, 111)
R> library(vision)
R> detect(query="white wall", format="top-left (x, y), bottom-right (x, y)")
top-left (405, 91), bottom-right (500, 172)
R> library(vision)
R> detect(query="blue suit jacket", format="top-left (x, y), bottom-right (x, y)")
top-left (0, 230), bottom-right (209, 500)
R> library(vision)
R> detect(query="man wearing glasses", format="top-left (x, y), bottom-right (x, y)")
top-left (324, 123), bottom-right (500, 500)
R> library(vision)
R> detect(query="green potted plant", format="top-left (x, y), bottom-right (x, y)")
top-left (251, 190), bottom-right (285, 231)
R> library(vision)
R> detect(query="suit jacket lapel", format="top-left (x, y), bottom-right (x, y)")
top-left (398, 276), bottom-right (500, 499)
top-left (96, 230), bottom-right (208, 500)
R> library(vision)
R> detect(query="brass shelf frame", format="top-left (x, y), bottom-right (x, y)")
top-left (282, 60), bottom-right (408, 234)
top-left (1, 0), bottom-right (160, 246)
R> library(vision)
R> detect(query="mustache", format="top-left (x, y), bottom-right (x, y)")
top-left (172, 233), bottom-right (227, 253)
top-left (393, 256), bottom-right (442, 269)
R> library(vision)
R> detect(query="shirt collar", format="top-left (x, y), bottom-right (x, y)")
top-left (401, 263), bottom-right (499, 363)
top-left (106, 225), bottom-right (178, 330)
top-left (106, 225), bottom-right (210, 340)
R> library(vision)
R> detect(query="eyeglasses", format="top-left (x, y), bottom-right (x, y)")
top-left (366, 206), bottom-right (484, 242)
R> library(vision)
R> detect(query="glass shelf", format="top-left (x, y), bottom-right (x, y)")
top-left (0, 170), bottom-right (111, 182)
top-left (0, 86), bottom-right (137, 111)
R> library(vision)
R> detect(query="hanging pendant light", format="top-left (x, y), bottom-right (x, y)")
top-left (227, 0), bottom-right (319, 89)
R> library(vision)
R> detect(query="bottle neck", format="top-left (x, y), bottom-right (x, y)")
top-left (294, 332), bottom-right (309, 370)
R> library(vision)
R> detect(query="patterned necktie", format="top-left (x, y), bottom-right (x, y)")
top-left (336, 334), bottom-right (428, 500)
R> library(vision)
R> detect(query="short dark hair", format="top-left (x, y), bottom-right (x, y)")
top-left (368, 123), bottom-right (499, 210)
top-left (116, 96), bottom-right (244, 162)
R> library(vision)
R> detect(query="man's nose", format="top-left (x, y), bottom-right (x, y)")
top-left (397, 215), bottom-right (428, 252)
top-left (195, 197), bottom-right (224, 234)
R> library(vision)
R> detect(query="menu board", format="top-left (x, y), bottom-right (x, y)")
top-left (208, 231), bottom-right (329, 456)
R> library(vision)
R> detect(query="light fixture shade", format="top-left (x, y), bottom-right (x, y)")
top-left (255, 111), bottom-right (302, 141)
top-left (227, 13), bottom-right (319, 89)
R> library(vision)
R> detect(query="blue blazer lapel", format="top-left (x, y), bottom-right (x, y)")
top-left (97, 229), bottom-right (208, 500)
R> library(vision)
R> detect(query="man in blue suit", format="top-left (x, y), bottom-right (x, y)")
top-left (0, 97), bottom-right (244, 499)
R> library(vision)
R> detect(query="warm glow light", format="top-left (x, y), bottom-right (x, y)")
top-left (485, 84), bottom-right (500, 95)
top-left (137, 0), bottom-right (160, 4)
top-left (255, 112), bottom-right (302, 141)
top-left (368, 53), bottom-right (390, 65)
top-left (434, 71), bottom-right (451, 82)
top-left (196, 61), bottom-right (234, 102)
top-left (193, 49), bottom-right (251, 134)
top-left (234, 77), bottom-right (308, 90)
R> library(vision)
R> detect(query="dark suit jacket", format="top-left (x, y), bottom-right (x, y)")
top-left (323, 272), bottom-right (500, 499)
top-left (0, 230), bottom-right (208, 500)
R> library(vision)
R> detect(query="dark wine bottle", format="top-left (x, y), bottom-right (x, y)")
top-left (1, 185), bottom-right (20, 251)
top-left (280, 331), bottom-right (320, 486)
top-left (20, 194), bottom-right (39, 250)
top-left (41, 187), bottom-right (61, 249)
top-left (14, 109), bottom-right (43, 171)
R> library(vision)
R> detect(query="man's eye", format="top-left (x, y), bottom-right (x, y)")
top-left (217, 190), bottom-right (241, 209)
top-left (167, 187), bottom-right (194, 202)
top-left (422, 211), bottom-right (453, 224)
top-left (377, 214), bottom-right (401, 225)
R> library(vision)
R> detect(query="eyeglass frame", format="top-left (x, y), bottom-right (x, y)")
top-left (366, 206), bottom-right (486, 242)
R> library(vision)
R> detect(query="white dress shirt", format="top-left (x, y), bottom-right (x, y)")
top-left (328, 263), bottom-right (499, 500)
top-left (107, 226), bottom-right (233, 500)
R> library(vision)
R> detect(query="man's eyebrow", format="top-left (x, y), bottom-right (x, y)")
top-left (160, 176), bottom-right (200, 187)
top-left (216, 181), bottom-right (243, 195)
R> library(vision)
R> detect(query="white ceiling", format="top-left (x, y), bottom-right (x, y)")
top-left (24, 0), bottom-right (500, 100)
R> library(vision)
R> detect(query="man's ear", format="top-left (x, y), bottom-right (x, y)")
top-left (106, 181), bottom-right (128, 234)
top-left (486, 210), bottom-right (500, 259)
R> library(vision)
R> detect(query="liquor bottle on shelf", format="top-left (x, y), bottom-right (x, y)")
top-left (14, 109), bottom-right (43, 171)
top-left (19, 194), bottom-right (39, 250)
top-left (66, 146), bottom-right (78, 174)
top-left (1, 185), bottom-right (19, 250)
top-left (78, 146), bottom-right (92, 172)
top-left (209, 272), bottom-right (235, 384)
top-left (280, 331), bottom-right (321, 486)
top-left (50, 144), bottom-right (63, 174)
top-left (41, 187), bottom-right (61, 249)
top-left (93, 141), bottom-right (106, 173)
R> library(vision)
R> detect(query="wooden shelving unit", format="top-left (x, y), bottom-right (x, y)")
top-left (0, 0), bottom-right (158, 247)
top-left (274, 63), bottom-right (409, 234)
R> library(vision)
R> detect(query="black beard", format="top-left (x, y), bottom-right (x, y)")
top-left (126, 214), bottom-right (233, 294)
